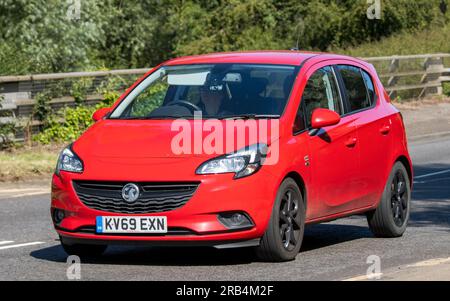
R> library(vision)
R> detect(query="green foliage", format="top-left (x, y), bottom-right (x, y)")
top-left (129, 82), bottom-right (168, 117)
top-left (2, 0), bottom-right (448, 147)
top-left (0, 0), bottom-right (106, 74)
top-left (166, 0), bottom-right (448, 54)
top-left (443, 82), bottom-right (450, 97)
top-left (0, 121), bottom-right (16, 147)
top-left (30, 73), bottom-right (127, 144)
top-left (333, 22), bottom-right (450, 57)
top-left (33, 78), bottom-right (171, 144)
top-left (33, 106), bottom-right (94, 144)
top-left (169, 0), bottom-right (280, 55)
top-left (33, 87), bottom-right (118, 144)
top-left (0, 121), bottom-right (15, 135)
top-left (0, 44), bottom-right (29, 75)
top-left (32, 91), bottom-right (52, 122)
top-left (102, 91), bottom-right (120, 107)
top-left (94, 1), bottom-right (165, 69)
top-left (95, 75), bottom-right (129, 106)
top-left (34, 103), bottom-right (103, 144)
top-left (70, 78), bottom-right (93, 105)
top-left (31, 78), bottom-right (96, 134)
top-left (0, 94), bottom-right (16, 148)
top-left (0, 0), bottom-right (448, 75)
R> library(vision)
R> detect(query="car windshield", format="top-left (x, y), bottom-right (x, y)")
top-left (109, 64), bottom-right (298, 119)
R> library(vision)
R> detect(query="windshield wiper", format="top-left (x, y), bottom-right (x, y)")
top-left (219, 114), bottom-right (281, 120)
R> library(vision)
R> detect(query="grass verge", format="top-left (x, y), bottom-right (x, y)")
top-left (0, 144), bottom-right (61, 182)
top-left (333, 23), bottom-right (450, 57)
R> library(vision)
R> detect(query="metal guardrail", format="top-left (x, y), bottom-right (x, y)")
top-left (0, 68), bottom-right (149, 83)
top-left (362, 53), bottom-right (450, 98)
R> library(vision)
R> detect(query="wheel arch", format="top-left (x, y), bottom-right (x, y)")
top-left (283, 171), bottom-right (307, 209)
top-left (395, 155), bottom-right (413, 187)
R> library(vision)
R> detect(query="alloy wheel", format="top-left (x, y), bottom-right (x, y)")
top-left (279, 188), bottom-right (301, 251)
top-left (390, 171), bottom-right (408, 227)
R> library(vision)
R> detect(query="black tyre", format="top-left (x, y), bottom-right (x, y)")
top-left (256, 178), bottom-right (305, 262)
top-left (61, 239), bottom-right (107, 258)
top-left (367, 162), bottom-right (411, 237)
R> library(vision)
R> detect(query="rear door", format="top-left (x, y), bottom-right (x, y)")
top-left (335, 65), bottom-right (392, 207)
top-left (301, 65), bottom-right (361, 219)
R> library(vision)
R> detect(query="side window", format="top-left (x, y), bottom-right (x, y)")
top-left (361, 70), bottom-right (376, 106)
top-left (129, 81), bottom-right (169, 117)
top-left (293, 103), bottom-right (306, 133)
top-left (337, 65), bottom-right (372, 112)
top-left (302, 66), bottom-right (341, 127)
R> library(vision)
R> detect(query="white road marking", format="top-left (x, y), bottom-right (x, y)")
top-left (0, 191), bottom-right (50, 199)
top-left (0, 188), bottom-right (49, 193)
top-left (0, 241), bottom-right (14, 246)
top-left (0, 188), bottom-right (50, 200)
top-left (414, 177), bottom-right (450, 184)
top-left (0, 241), bottom-right (45, 250)
top-left (414, 169), bottom-right (450, 180)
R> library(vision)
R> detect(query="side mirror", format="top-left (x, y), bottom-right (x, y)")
top-left (92, 107), bottom-right (111, 122)
top-left (311, 108), bottom-right (340, 129)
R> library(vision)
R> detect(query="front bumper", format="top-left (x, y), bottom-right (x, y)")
top-left (51, 169), bottom-right (278, 246)
top-left (59, 233), bottom-right (261, 249)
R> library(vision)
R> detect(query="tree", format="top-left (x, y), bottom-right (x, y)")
top-left (0, 0), bottom-right (447, 75)
top-left (0, 0), bottom-right (105, 73)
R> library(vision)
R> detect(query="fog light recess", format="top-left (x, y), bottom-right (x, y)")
top-left (53, 209), bottom-right (65, 224)
top-left (218, 212), bottom-right (254, 230)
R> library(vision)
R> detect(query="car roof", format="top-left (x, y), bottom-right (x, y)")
top-left (163, 51), bottom-right (323, 66)
top-left (163, 51), bottom-right (368, 68)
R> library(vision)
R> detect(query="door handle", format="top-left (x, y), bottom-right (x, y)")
top-left (345, 137), bottom-right (357, 148)
top-left (380, 125), bottom-right (391, 135)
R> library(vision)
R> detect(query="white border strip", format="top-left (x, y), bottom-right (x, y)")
top-left (0, 241), bottom-right (45, 250)
top-left (0, 241), bottom-right (14, 246)
top-left (414, 169), bottom-right (450, 180)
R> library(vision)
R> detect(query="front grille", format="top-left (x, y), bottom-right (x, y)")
top-left (73, 181), bottom-right (199, 214)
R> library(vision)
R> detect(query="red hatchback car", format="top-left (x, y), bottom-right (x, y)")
top-left (51, 51), bottom-right (412, 261)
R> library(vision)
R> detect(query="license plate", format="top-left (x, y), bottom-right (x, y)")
top-left (96, 216), bottom-right (167, 234)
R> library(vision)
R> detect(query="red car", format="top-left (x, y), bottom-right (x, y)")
top-left (51, 51), bottom-right (412, 261)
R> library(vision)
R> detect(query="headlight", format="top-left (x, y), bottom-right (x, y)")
top-left (196, 144), bottom-right (267, 179)
top-left (55, 145), bottom-right (84, 175)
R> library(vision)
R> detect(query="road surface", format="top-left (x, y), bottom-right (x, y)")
top-left (0, 136), bottom-right (449, 281)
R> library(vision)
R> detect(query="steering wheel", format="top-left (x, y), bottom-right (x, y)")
top-left (167, 100), bottom-right (202, 113)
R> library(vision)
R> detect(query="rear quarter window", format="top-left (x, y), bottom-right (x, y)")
top-left (337, 65), bottom-right (374, 113)
top-left (361, 69), bottom-right (376, 106)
